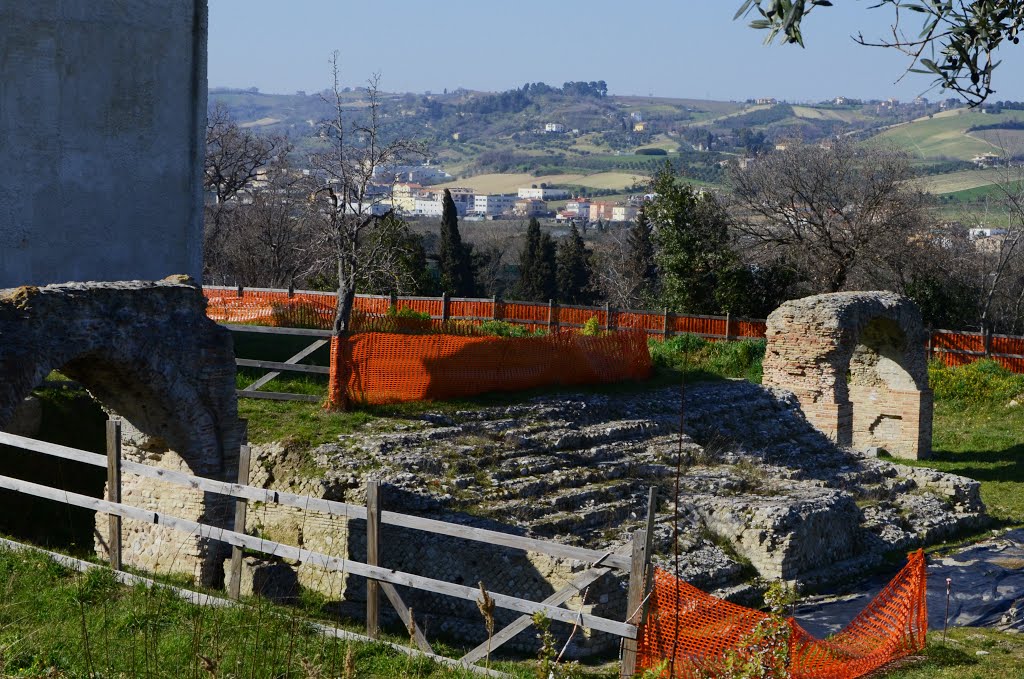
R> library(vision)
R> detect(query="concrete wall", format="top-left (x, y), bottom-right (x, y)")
top-left (0, 1), bottom-right (207, 287)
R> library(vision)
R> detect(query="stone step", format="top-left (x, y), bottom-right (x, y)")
top-left (529, 499), bottom-right (639, 538)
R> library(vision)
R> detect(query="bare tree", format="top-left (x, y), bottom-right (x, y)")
top-left (203, 103), bottom-right (282, 278)
top-left (308, 55), bottom-right (425, 337)
top-left (971, 163), bottom-right (1024, 334)
top-left (729, 140), bottom-right (929, 294)
top-left (216, 150), bottom-right (322, 288)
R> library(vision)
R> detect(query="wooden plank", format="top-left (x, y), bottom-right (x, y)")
top-left (460, 547), bottom-right (627, 665)
top-left (228, 443), bottom-right (251, 599)
top-left (106, 419), bottom-right (122, 570)
top-left (380, 511), bottom-right (631, 572)
top-left (236, 390), bottom-right (322, 403)
top-left (367, 480), bottom-right (381, 638)
top-left (243, 338), bottom-right (329, 392)
top-left (0, 536), bottom-right (508, 678)
top-left (223, 324), bottom-right (333, 338)
top-left (0, 431), bottom-right (629, 571)
top-left (235, 359), bottom-right (329, 375)
top-left (381, 582), bottom-right (434, 653)
top-left (0, 473), bottom-right (636, 639)
top-left (619, 529), bottom-right (648, 679)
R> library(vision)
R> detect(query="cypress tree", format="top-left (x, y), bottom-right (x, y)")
top-left (556, 222), bottom-right (592, 304)
top-left (626, 206), bottom-right (658, 305)
top-left (517, 217), bottom-right (557, 301)
top-left (438, 189), bottom-right (475, 296)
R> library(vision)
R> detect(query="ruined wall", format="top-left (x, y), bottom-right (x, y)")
top-left (763, 292), bottom-right (932, 459)
top-left (0, 278), bottom-right (241, 585)
top-left (0, 1), bottom-right (207, 287)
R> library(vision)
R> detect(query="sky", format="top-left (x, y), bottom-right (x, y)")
top-left (208, 1), bottom-right (1024, 103)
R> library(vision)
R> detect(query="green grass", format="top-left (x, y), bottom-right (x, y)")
top-left (0, 546), bottom-right (615, 678)
top-left (882, 627), bottom-right (1024, 678)
top-left (649, 334), bottom-right (765, 384)
top-left (876, 111), bottom-right (1024, 160)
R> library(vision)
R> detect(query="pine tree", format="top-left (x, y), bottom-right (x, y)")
top-left (647, 163), bottom-right (735, 314)
top-left (438, 189), bottom-right (475, 296)
top-left (556, 222), bottom-right (593, 304)
top-left (626, 206), bottom-right (658, 305)
top-left (517, 218), bottom-right (557, 301)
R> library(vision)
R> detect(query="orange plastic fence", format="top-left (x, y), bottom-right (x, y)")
top-left (327, 330), bottom-right (651, 405)
top-left (636, 550), bottom-right (928, 679)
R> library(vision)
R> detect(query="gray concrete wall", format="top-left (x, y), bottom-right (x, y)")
top-left (0, 1), bottom-right (207, 287)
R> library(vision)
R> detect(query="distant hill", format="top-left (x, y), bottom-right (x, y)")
top-left (207, 87), bottom-right (1023, 205)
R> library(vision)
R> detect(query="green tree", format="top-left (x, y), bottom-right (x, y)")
top-left (438, 189), bottom-right (476, 296)
top-left (647, 164), bottom-right (735, 314)
top-left (735, 0), bottom-right (1024, 105)
top-left (517, 218), bottom-right (557, 301)
top-left (556, 222), bottom-right (593, 304)
top-left (357, 214), bottom-right (433, 296)
top-left (626, 206), bottom-right (658, 306)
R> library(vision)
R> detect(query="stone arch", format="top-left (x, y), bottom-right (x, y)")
top-left (0, 278), bottom-right (241, 582)
top-left (763, 292), bottom-right (932, 459)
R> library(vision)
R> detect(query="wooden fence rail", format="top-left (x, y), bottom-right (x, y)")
top-left (0, 429), bottom-right (649, 675)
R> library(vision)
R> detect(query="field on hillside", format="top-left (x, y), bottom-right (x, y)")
top-left (913, 168), bottom-right (1015, 194)
top-left (791, 105), bottom-right (861, 123)
top-left (969, 128), bottom-right (1024, 156)
top-left (439, 171), bottom-right (648, 194)
top-left (877, 110), bottom-right (1024, 159)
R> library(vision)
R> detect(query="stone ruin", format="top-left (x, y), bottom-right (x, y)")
top-left (0, 277), bottom-right (241, 584)
top-left (762, 291), bottom-right (932, 460)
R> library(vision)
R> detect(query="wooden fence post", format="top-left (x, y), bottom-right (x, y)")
top-left (228, 421), bottom-right (251, 599)
top-left (663, 308), bottom-right (670, 338)
top-left (105, 418), bottom-right (122, 571)
top-left (548, 299), bottom-right (556, 332)
top-left (493, 295), bottom-right (502, 321)
top-left (620, 528), bottom-right (648, 679)
top-left (442, 291), bottom-right (451, 322)
top-left (236, 284), bottom-right (244, 298)
top-left (607, 303), bottom-right (616, 332)
top-left (367, 479), bottom-right (382, 639)
top-left (389, 292), bottom-right (398, 310)
top-left (287, 282), bottom-right (295, 298)
top-left (725, 312), bottom-right (732, 341)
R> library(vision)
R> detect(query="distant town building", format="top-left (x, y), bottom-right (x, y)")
top-left (513, 198), bottom-right (547, 217)
top-left (632, 121), bottom-right (648, 132)
top-left (518, 187), bottom-right (570, 201)
top-left (565, 199), bottom-right (591, 216)
top-left (372, 163), bottom-right (452, 185)
top-left (544, 123), bottom-right (565, 133)
top-left (473, 194), bottom-right (517, 216)
top-left (754, 97), bottom-right (777, 106)
top-left (612, 205), bottom-right (638, 222)
top-left (589, 201), bottom-right (616, 222)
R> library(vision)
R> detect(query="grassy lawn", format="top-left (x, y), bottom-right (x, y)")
top-left (0, 547), bottom-right (614, 678)
top-left (884, 628), bottom-right (1024, 678)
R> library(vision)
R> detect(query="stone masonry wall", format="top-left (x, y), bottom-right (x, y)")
top-left (763, 292), bottom-right (932, 459)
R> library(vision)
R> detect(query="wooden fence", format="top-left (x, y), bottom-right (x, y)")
top-left (0, 427), bottom-right (655, 678)
top-left (204, 286), bottom-right (1024, 375)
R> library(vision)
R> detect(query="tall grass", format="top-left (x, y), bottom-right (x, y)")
top-left (648, 334), bottom-right (765, 383)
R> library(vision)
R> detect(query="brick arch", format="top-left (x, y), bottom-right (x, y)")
top-left (0, 278), bottom-right (241, 583)
top-left (763, 292), bottom-right (932, 459)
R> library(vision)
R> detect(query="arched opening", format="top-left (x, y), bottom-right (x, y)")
top-left (763, 292), bottom-right (932, 460)
top-left (0, 280), bottom-right (242, 584)
top-left (845, 317), bottom-right (930, 457)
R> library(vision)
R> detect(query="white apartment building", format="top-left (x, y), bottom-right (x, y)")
top-left (544, 122), bottom-right (565, 133)
top-left (518, 187), bottom-right (570, 201)
top-left (473, 194), bottom-right (517, 216)
top-left (565, 199), bottom-right (591, 216)
top-left (612, 205), bottom-right (638, 222)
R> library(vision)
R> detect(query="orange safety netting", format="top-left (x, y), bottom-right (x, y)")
top-left (636, 550), bottom-right (927, 679)
top-left (327, 330), bottom-right (651, 406)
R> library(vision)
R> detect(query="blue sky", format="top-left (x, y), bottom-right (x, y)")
top-left (208, 1), bottom-right (1024, 102)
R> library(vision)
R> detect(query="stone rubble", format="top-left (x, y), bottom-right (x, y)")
top-left (244, 379), bottom-right (985, 655)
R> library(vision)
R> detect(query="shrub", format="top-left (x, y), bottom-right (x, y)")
top-left (581, 316), bottom-right (602, 336)
top-left (478, 320), bottom-right (546, 337)
top-left (385, 304), bottom-right (432, 321)
top-left (928, 359), bottom-right (1024, 405)
top-left (636, 147), bottom-right (668, 156)
top-left (649, 334), bottom-right (765, 383)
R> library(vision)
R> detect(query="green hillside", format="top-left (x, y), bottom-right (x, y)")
top-left (876, 110), bottom-right (1024, 160)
